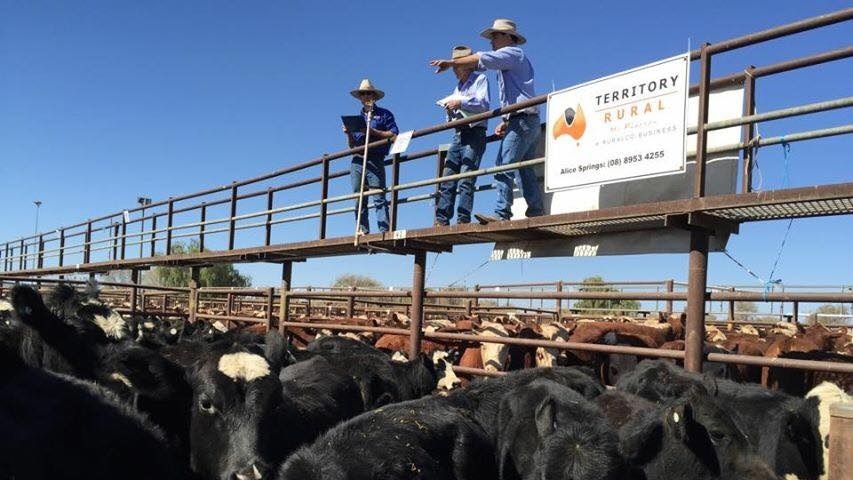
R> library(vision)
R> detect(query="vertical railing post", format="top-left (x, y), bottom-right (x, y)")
top-left (228, 184), bottom-right (238, 250)
top-left (83, 222), bottom-right (92, 264)
top-left (693, 43), bottom-right (712, 198)
top-left (19, 240), bottom-right (25, 270)
top-left (265, 188), bottom-right (274, 246)
top-left (130, 269), bottom-right (139, 315)
top-left (166, 200), bottom-right (174, 255)
top-left (319, 156), bottom-right (330, 240)
top-left (792, 301), bottom-right (799, 325)
top-left (306, 286), bottom-right (312, 317)
top-left (473, 284), bottom-right (480, 314)
top-left (150, 215), bottom-right (158, 257)
top-left (741, 65), bottom-right (757, 194)
top-left (409, 251), bottom-right (427, 359)
top-left (3, 243), bottom-right (8, 272)
top-left (120, 217), bottom-right (127, 260)
top-left (199, 203), bottom-right (207, 252)
top-left (278, 262), bottom-right (292, 335)
top-left (556, 281), bottom-right (563, 321)
top-left (37, 235), bottom-right (44, 269)
top-left (433, 148), bottom-right (447, 209)
top-left (227, 293), bottom-right (234, 317)
top-left (389, 153), bottom-right (401, 231)
top-left (112, 223), bottom-right (120, 261)
top-left (728, 287), bottom-right (736, 322)
top-left (265, 286), bottom-right (275, 332)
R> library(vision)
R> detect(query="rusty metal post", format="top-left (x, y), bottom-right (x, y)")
top-left (165, 200), bottom-right (174, 254)
top-left (473, 284), bottom-right (480, 312)
top-left (728, 287), bottom-right (736, 322)
top-left (665, 279), bottom-right (674, 314)
top-left (306, 286), bottom-right (312, 317)
top-left (556, 281), bottom-right (563, 321)
top-left (83, 222), bottom-right (92, 264)
top-left (433, 149), bottom-right (447, 207)
top-left (466, 298), bottom-right (473, 316)
top-left (265, 287), bottom-right (275, 332)
top-left (390, 153), bottom-right (401, 231)
top-left (741, 66), bottom-right (757, 193)
top-left (792, 301), bottom-right (799, 324)
top-left (693, 43), bottom-right (712, 198)
top-left (130, 269), bottom-right (139, 315)
top-left (196, 203), bottom-right (206, 252)
top-left (188, 267), bottom-right (200, 323)
top-left (828, 402), bottom-right (853, 480)
top-left (227, 293), bottom-right (234, 317)
top-left (278, 262), bottom-right (293, 334)
top-left (346, 287), bottom-right (355, 319)
top-left (265, 188), bottom-right (274, 246)
top-left (150, 215), bottom-right (157, 257)
top-left (228, 184), bottom-right (238, 250)
top-left (318, 156), bottom-right (330, 240)
top-left (409, 250), bottom-right (427, 359)
top-left (57, 229), bottom-right (65, 267)
top-left (685, 230), bottom-right (709, 373)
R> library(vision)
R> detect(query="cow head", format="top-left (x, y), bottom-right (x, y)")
top-left (479, 321), bottom-right (509, 372)
top-left (187, 331), bottom-right (290, 480)
top-left (497, 378), bottom-right (629, 480)
top-left (620, 388), bottom-right (777, 480)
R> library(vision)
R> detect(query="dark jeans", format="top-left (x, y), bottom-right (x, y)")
top-left (435, 127), bottom-right (487, 224)
top-left (351, 154), bottom-right (389, 233)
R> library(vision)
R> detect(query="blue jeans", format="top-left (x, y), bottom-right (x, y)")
top-left (435, 127), bottom-right (487, 224)
top-left (351, 155), bottom-right (390, 233)
top-left (494, 113), bottom-right (544, 220)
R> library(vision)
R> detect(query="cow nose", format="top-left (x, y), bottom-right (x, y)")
top-left (233, 464), bottom-right (264, 480)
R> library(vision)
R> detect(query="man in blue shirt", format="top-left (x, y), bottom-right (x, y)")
top-left (343, 79), bottom-right (398, 234)
top-left (434, 45), bottom-right (490, 226)
top-left (430, 19), bottom-right (544, 223)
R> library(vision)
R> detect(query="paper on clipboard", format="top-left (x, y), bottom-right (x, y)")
top-left (389, 130), bottom-right (414, 155)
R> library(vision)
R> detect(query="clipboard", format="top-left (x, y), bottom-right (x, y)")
top-left (341, 115), bottom-right (367, 132)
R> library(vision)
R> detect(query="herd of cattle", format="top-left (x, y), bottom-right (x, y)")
top-left (1, 283), bottom-right (851, 479)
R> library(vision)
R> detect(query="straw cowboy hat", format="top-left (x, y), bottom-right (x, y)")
top-left (480, 18), bottom-right (526, 45)
top-left (451, 45), bottom-right (472, 59)
top-left (350, 79), bottom-right (385, 100)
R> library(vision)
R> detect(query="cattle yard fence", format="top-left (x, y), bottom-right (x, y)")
top-left (0, 9), bottom-right (851, 378)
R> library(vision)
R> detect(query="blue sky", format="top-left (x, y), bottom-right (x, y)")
top-left (1, 1), bottom-right (851, 309)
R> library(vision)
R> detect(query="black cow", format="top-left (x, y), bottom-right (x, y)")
top-left (0, 347), bottom-right (189, 480)
top-left (609, 388), bottom-right (778, 480)
top-left (307, 335), bottom-right (439, 409)
top-left (187, 332), bottom-right (365, 480)
top-left (447, 366), bottom-right (604, 440)
top-left (277, 395), bottom-right (497, 480)
top-left (617, 359), bottom-right (824, 479)
top-left (495, 378), bottom-right (631, 480)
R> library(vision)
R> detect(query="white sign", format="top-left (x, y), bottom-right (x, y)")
top-left (545, 54), bottom-right (689, 191)
top-left (389, 130), bottom-right (413, 155)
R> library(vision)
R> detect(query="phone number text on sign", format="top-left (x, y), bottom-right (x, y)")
top-left (545, 54), bottom-right (689, 191)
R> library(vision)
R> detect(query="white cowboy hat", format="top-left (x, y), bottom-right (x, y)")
top-left (480, 18), bottom-right (526, 45)
top-left (451, 45), bottom-right (473, 59)
top-left (350, 78), bottom-right (385, 101)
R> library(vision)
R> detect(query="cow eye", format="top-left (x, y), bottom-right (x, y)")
top-left (199, 397), bottom-right (217, 415)
top-left (709, 430), bottom-right (726, 444)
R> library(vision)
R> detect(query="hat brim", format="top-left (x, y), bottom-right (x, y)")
top-left (479, 27), bottom-right (526, 45)
top-left (351, 89), bottom-right (385, 101)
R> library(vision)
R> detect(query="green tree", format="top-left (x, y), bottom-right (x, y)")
top-left (734, 301), bottom-right (758, 321)
top-left (148, 241), bottom-right (250, 288)
top-left (572, 276), bottom-right (641, 315)
top-left (332, 274), bottom-right (383, 289)
top-left (809, 303), bottom-right (851, 325)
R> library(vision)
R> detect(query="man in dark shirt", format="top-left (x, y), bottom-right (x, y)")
top-left (343, 79), bottom-right (398, 234)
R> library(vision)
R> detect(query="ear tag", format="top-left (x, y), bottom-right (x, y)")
top-left (673, 412), bottom-right (680, 423)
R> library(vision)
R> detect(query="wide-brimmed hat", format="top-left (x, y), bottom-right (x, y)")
top-left (350, 78), bottom-right (385, 100)
top-left (451, 45), bottom-right (472, 59)
top-left (480, 18), bottom-right (526, 45)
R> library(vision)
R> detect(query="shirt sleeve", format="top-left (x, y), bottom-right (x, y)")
top-left (477, 47), bottom-right (522, 71)
top-left (461, 74), bottom-right (490, 113)
top-left (381, 110), bottom-right (399, 135)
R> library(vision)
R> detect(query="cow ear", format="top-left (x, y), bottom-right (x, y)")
top-left (535, 396), bottom-right (557, 438)
top-left (264, 330), bottom-right (293, 372)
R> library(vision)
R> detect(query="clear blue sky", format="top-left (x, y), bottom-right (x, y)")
top-left (1, 1), bottom-right (851, 307)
